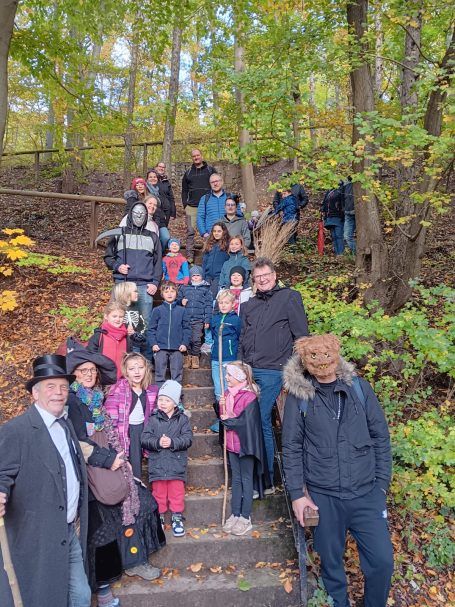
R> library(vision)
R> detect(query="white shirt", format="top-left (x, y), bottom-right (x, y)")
top-left (129, 391), bottom-right (145, 425)
top-left (35, 404), bottom-right (80, 523)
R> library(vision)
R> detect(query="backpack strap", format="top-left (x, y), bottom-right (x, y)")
top-left (297, 376), bottom-right (366, 417)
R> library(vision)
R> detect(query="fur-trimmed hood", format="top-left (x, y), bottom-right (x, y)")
top-left (283, 352), bottom-right (357, 400)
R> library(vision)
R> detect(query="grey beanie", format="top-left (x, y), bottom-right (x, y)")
top-left (158, 380), bottom-right (182, 405)
top-left (190, 265), bottom-right (203, 277)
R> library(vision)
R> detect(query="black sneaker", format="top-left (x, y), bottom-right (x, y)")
top-left (171, 513), bottom-right (185, 537)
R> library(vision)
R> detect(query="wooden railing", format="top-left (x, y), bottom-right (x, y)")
top-left (0, 188), bottom-right (124, 248)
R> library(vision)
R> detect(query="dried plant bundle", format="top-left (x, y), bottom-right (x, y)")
top-left (253, 215), bottom-right (297, 265)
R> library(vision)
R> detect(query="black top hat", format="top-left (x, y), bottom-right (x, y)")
top-left (26, 354), bottom-right (75, 393)
top-left (66, 337), bottom-right (117, 386)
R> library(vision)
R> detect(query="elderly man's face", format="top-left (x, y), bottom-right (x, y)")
top-left (32, 378), bottom-right (69, 417)
top-left (253, 265), bottom-right (277, 292)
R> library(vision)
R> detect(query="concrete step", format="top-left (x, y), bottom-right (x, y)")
top-left (182, 385), bottom-right (215, 406)
top-left (182, 367), bottom-right (213, 385)
top-left (189, 432), bottom-right (221, 458)
top-left (187, 405), bottom-right (216, 430)
top-left (181, 491), bottom-right (287, 526)
top-left (113, 565), bottom-right (300, 607)
top-left (150, 520), bottom-right (295, 570)
top-left (187, 457), bottom-right (226, 488)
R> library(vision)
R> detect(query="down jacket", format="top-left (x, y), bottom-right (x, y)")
top-left (147, 301), bottom-right (191, 350)
top-left (281, 354), bottom-right (392, 502)
top-left (142, 408), bottom-right (193, 482)
top-left (211, 311), bottom-right (242, 362)
top-left (178, 281), bottom-right (214, 323)
top-left (223, 389), bottom-right (257, 454)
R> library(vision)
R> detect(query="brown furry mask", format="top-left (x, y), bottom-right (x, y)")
top-left (294, 334), bottom-right (341, 380)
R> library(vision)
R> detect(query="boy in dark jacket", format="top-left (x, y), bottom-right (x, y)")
top-left (147, 282), bottom-right (191, 386)
top-left (141, 380), bottom-right (193, 537)
top-left (178, 265), bottom-right (214, 369)
top-left (282, 334), bottom-right (393, 607)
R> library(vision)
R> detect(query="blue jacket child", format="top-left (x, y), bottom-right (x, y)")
top-left (148, 300), bottom-right (191, 350)
top-left (274, 193), bottom-right (298, 223)
top-left (210, 309), bottom-right (242, 402)
top-left (178, 278), bottom-right (213, 323)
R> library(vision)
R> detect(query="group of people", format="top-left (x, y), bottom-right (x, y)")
top-left (321, 176), bottom-right (357, 256)
top-left (0, 153), bottom-right (392, 607)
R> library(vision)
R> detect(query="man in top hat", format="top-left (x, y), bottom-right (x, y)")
top-left (0, 354), bottom-right (91, 607)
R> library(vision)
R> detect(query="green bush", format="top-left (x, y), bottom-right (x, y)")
top-left (17, 251), bottom-right (90, 274)
top-left (50, 304), bottom-right (100, 341)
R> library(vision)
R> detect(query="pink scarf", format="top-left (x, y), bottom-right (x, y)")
top-left (224, 380), bottom-right (247, 417)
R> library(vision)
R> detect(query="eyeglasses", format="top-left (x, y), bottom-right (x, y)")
top-left (210, 180), bottom-right (222, 185)
top-left (253, 271), bottom-right (274, 282)
top-left (78, 367), bottom-right (97, 376)
top-left (226, 203), bottom-right (236, 207)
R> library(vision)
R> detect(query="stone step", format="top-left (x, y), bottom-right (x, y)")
top-left (182, 386), bottom-right (215, 406)
top-left (182, 368), bottom-right (213, 385)
top-left (181, 492), bottom-right (287, 526)
top-left (187, 406), bottom-right (216, 430)
top-left (150, 520), bottom-right (295, 570)
top-left (113, 565), bottom-right (300, 607)
top-left (187, 457), bottom-right (226, 488)
top-left (189, 432), bottom-right (221, 458)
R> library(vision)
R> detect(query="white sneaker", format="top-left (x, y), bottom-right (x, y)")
top-left (222, 514), bottom-right (239, 533)
top-left (264, 486), bottom-right (275, 496)
top-left (252, 490), bottom-right (259, 500)
top-left (231, 516), bottom-right (252, 536)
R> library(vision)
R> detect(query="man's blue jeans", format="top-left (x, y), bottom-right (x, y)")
top-left (68, 523), bottom-right (92, 607)
top-left (211, 360), bottom-right (228, 402)
top-left (343, 213), bottom-right (356, 254)
top-left (159, 227), bottom-right (171, 252)
top-left (326, 217), bottom-right (345, 256)
top-left (252, 367), bottom-right (283, 484)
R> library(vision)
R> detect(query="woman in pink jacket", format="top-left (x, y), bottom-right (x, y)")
top-left (105, 353), bottom-right (158, 480)
top-left (219, 361), bottom-right (262, 537)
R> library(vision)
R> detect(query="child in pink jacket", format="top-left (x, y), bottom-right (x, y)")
top-left (219, 361), bottom-right (266, 537)
top-left (104, 352), bottom-right (158, 480)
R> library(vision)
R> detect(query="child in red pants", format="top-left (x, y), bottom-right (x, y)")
top-left (141, 380), bottom-right (193, 537)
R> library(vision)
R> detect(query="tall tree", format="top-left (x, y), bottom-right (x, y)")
top-left (162, 21), bottom-right (182, 171)
top-left (0, 0), bottom-right (18, 161)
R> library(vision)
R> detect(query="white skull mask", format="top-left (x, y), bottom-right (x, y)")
top-left (131, 204), bottom-right (147, 228)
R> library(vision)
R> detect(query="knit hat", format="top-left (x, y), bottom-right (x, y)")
top-left (251, 210), bottom-right (259, 218)
top-left (229, 266), bottom-right (246, 280)
top-left (158, 380), bottom-right (182, 405)
top-left (190, 265), bottom-right (203, 277)
top-left (168, 238), bottom-right (180, 248)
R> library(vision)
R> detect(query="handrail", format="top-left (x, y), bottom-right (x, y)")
top-left (0, 188), bottom-right (125, 248)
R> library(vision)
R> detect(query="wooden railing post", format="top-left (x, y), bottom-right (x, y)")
top-left (34, 151), bottom-right (40, 184)
top-left (142, 143), bottom-right (148, 176)
top-left (90, 201), bottom-right (100, 249)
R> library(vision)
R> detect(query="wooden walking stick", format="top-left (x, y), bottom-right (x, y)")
top-left (0, 516), bottom-right (24, 607)
top-left (217, 320), bottom-right (228, 527)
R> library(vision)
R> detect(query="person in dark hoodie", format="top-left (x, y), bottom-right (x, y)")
top-left (181, 149), bottom-right (216, 263)
top-left (154, 162), bottom-right (176, 223)
top-left (281, 334), bottom-right (393, 607)
top-left (104, 201), bottom-right (162, 332)
top-left (238, 257), bottom-right (309, 488)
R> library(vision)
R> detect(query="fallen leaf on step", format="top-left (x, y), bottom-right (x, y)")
top-left (283, 577), bottom-right (293, 594)
top-left (213, 533), bottom-right (223, 538)
top-left (255, 561), bottom-right (267, 568)
top-left (238, 578), bottom-right (251, 592)
top-left (251, 530), bottom-right (261, 538)
top-left (210, 566), bottom-right (223, 573)
top-left (151, 578), bottom-right (164, 585)
top-left (189, 562), bottom-right (203, 573)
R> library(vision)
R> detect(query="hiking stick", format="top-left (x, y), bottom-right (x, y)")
top-left (0, 516), bottom-right (23, 607)
top-left (218, 321), bottom-right (228, 527)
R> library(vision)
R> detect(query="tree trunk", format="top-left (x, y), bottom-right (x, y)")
top-left (44, 99), bottom-right (55, 161)
top-left (291, 79), bottom-right (301, 171)
top-left (234, 30), bottom-right (257, 211)
top-left (0, 0), bottom-right (18, 162)
top-left (162, 23), bottom-right (182, 173)
top-left (374, 10), bottom-right (383, 98)
top-left (308, 74), bottom-right (317, 146)
top-left (347, 0), bottom-right (389, 307)
top-left (123, 38), bottom-right (139, 188)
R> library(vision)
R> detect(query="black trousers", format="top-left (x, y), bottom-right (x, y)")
top-left (228, 451), bottom-right (255, 518)
top-left (188, 320), bottom-right (204, 356)
top-left (128, 422), bottom-right (144, 480)
top-left (154, 349), bottom-right (183, 386)
top-left (309, 485), bottom-right (394, 607)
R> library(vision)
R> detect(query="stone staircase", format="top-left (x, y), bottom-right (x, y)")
top-left (114, 356), bottom-right (300, 606)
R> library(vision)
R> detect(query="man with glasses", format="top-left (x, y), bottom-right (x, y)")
top-left (196, 173), bottom-right (233, 238)
top-left (181, 150), bottom-right (216, 263)
top-left (238, 257), bottom-right (309, 490)
top-left (220, 198), bottom-right (251, 247)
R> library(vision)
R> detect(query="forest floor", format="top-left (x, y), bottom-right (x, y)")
top-left (0, 161), bottom-right (454, 606)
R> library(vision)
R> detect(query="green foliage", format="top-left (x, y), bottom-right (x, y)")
top-left (16, 252), bottom-right (90, 275)
top-left (295, 278), bottom-right (455, 414)
top-left (421, 519), bottom-right (455, 570)
top-left (49, 304), bottom-right (100, 340)
top-left (308, 580), bottom-right (334, 607)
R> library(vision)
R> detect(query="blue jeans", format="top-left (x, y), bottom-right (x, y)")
top-left (204, 327), bottom-right (214, 347)
top-left (343, 213), bottom-right (356, 254)
top-left (68, 524), bottom-right (92, 607)
top-left (252, 367), bottom-right (283, 484)
top-left (136, 284), bottom-right (154, 328)
top-left (159, 227), bottom-right (170, 252)
top-left (326, 217), bottom-right (345, 256)
top-left (211, 360), bottom-right (228, 402)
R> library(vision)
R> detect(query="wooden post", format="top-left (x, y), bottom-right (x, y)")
top-left (142, 143), bottom-right (148, 176)
top-left (34, 151), bottom-right (40, 184)
top-left (0, 517), bottom-right (24, 606)
top-left (89, 201), bottom-right (99, 249)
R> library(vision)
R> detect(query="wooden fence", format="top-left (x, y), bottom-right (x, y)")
top-left (0, 188), bottom-right (124, 248)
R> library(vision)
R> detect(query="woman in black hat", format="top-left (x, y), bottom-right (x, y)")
top-left (66, 339), bottom-right (165, 607)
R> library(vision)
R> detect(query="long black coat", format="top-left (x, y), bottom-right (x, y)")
top-left (0, 405), bottom-right (88, 607)
top-left (141, 409), bottom-right (193, 482)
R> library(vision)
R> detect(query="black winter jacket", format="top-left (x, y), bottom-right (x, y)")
top-left (142, 408), bottom-right (193, 482)
top-left (181, 161), bottom-right (216, 208)
top-left (238, 286), bottom-right (309, 370)
top-left (147, 301), bottom-right (191, 350)
top-left (156, 178), bottom-right (176, 220)
top-left (281, 354), bottom-right (392, 501)
top-left (104, 203), bottom-right (163, 286)
top-left (178, 281), bottom-right (213, 323)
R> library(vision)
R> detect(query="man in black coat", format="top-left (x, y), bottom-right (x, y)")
top-left (0, 354), bottom-right (91, 607)
top-left (282, 334), bottom-right (393, 607)
top-left (238, 257), bottom-right (309, 487)
top-left (181, 149), bottom-right (216, 263)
